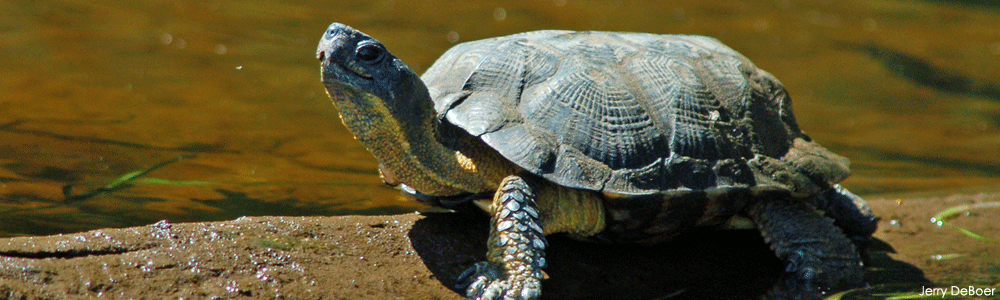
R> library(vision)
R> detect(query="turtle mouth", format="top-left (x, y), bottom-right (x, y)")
top-left (318, 50), bottom-right (373, 81)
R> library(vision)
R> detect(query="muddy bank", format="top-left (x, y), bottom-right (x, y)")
top-left (2, 195), bottom-right (996, 299)
top-left (0, 213), bottom-right (779, 299)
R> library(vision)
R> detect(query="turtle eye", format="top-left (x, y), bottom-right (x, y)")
top-left (356, 43), bottom-right (384, 63)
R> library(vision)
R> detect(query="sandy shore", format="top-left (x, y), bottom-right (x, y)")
top-left (1, 196), bottom-right (996, 299)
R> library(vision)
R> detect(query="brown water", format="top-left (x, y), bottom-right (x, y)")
top-left (1, 0), bottom-right (999, 293)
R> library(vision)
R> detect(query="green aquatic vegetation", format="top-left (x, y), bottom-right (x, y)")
top-left (131, 178), bottom-right (215, 187)
top-left (64, 154), bottom-right (198, 202)
top-left (930, 202), bottom-right (1000, 245)
top-left (60, 155), bottom-right (369, 203)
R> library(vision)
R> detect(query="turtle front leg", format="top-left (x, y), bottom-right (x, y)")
top-left (747, 194), bottom-right (865, 300)
top-left (459, 175), bottom-right (547, 300)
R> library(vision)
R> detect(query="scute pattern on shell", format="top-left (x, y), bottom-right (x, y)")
top-left (423, 30), bottom-right (847, 195)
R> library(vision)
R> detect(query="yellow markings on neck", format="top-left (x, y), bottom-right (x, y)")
top-left (455, 151), bottom-right (478, 173)
top-left (333, 89), bottom-right (460, 195)
top-left (330, 88), bottom-right (501, 196)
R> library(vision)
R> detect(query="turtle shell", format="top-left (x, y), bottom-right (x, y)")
top-left (422, 30), bottom-right (849, 196)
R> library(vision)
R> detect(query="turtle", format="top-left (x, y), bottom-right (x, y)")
top-left (316, 23), bottom-right (877, 300)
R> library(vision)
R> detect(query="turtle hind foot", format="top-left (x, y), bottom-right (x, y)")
top-left (774, 245), bottom-right (864, 297)
top-left (759, 245), bottom-right (864, 300)
top-left (749, 194), bottom-right (865, 300)
top-left (816, 184), bottom-right (878, 264)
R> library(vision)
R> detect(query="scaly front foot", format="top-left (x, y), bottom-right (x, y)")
top-left (459, 175), bottom-right (547, 300)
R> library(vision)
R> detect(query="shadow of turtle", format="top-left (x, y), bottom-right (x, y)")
top-left (864, 238), bottom-right (931, 286)
top-left (409, 207), bottom-right (778, 300)
top-left (408, 208), bottom-right (928, 300)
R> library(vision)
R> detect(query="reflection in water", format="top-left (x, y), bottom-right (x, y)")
top-left (920, 0), bottom-right (1000, 11)
top-left (836, 143), bottom-right (1000, 177)
top-left (0, 117), bottom-right (233, 153)
top-left (840, 42), bottom-right (1000, 101)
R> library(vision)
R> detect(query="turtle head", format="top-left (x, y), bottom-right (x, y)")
top-left (317, 23), bottom-right (428, 113)
top-left (316, 22), bottom-right (438, 144)
top-left (317, 23), bottom-right (466, 196)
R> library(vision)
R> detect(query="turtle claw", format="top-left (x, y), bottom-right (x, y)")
top-left (456, 261), bottom-right (496, 290)
top-left (460, 261), bottom-right (541, 300)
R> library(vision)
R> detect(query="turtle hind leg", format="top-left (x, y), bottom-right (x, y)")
top-left (458, 175), bottom-right (547, 300)
top-left (815, 184), bottom-right (878, 263)
top-left (747, 194), bottom-right (865, 300)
